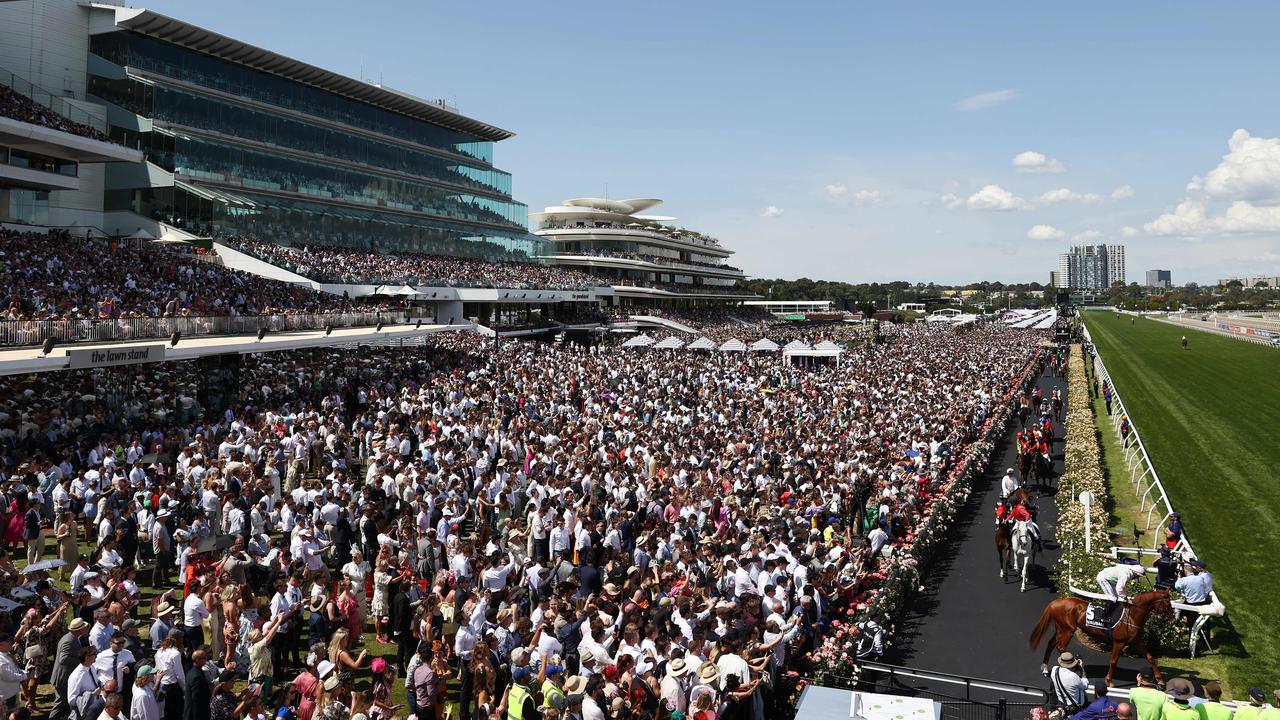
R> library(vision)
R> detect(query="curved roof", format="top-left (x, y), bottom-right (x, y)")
top-left (559, 197), bottom-right (666, 215)
top-left (108, 8), bottom-right (514, 142)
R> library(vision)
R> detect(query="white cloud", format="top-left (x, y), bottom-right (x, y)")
top-left (1144, 200), bottom-right (1209, 236)
top-left (827, 185), bottom-right (882, 205)
top-left (852, 189), bottom-right (882, 205)
top-left (1082, 192), bottom-right (1104, 205)
top-left (1013, 151), bottom-right (1066, 174)
top-left (1027, 224), bottom-right (1065, 241)
top-left (1111, 185), bottom-right (1136, 200)
top-left (760, 206), bottom-right (784, 218)
top-left (940, 193), bottom-right (962, 210)
top-left (967, 184), bottom-right (1027, 211)
top-left (956, 89), bottom-right (1019, 111)
top-left (825, 184), bottom-right (848, 197)
top-left (1072, 229), bottom-right (1102, 242)
top-left (1144, 129), bottom-right (1280, 238)
top-left (1038, 188), bottom-right (1078, 205)
top-left (1121, 226), bottom-right (1141, 238)
top-left (1203, 129), bottom-right (1280, 204)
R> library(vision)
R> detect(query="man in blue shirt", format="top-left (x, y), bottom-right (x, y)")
top-left (1174, 561), bottom-right (1212, 605)
top-left (1071, 681), bottom-right (1119, 720)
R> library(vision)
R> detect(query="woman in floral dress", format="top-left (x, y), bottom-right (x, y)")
top-left (371, 556), bottom-right (392, 644)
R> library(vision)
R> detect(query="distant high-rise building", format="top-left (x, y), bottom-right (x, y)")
top-left (1106, 245), bottom-right (1126, 287)
top-left (1060, 244), bottom-right (1126, 290)
top-left (1217, 276), bottom-right (1280, 288)
top-left (1050, 271), bottom-right (1065, 288)
top-left (1146, 269), bottom-right (1171, 289)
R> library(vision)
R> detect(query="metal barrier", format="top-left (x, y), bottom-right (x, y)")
top-left (1079, 322), bottom-right (1227, 656)
top-left (0, 311), bottom-right (406, 347)
top-left (819, 662), bottom-right (1048, 720)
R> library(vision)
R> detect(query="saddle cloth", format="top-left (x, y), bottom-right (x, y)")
top-left (1085, 600), bottom-right (1125, 630)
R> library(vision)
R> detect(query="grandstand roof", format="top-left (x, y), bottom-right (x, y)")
top-left (103, 7), bottom-right (515, 142)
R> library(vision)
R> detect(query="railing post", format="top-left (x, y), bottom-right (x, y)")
top-left (999, 698), bottom-right (1008, 720)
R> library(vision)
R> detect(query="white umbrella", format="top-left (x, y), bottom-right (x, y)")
top-left (687, 336), bottom-right (716, 350)
top-left (783, 340), bottom-right (811, 352)
top-left (654, 336), bottom-right (686, 349)
top-left (719, 338), bottom-right (747, 352)
top-left (750, 338), bottom-right (780, 352)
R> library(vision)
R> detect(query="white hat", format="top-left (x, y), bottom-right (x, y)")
top-left (317, 660), bottom-right (335, 679)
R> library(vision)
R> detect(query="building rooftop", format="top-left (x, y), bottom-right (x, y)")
top-left (100, 6), bottom-right (515, 142)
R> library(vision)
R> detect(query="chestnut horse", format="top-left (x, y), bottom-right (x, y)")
top-left (1029, 590), bottom-right (1173, 686)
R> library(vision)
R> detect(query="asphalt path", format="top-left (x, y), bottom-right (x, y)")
top-left (887, 366), bottom-right (1145, 694)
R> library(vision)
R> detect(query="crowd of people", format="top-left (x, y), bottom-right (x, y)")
top-left (0, 85), bottom-right (112, 143)
top-left (0, 319), bottom-right (1047, 720)
top-left (1046, 660), bottom-right (1274, 720)
top-left (0, 230), bottom-right (383, 324)
top-left (229, 239), bottom-right (601, 291)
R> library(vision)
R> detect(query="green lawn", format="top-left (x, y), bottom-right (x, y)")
top-left (1082, 311), bottom-right (1280, 691)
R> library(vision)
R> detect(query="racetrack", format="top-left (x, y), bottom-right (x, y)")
top-left (1082, 311), bottom-right (1280, 690)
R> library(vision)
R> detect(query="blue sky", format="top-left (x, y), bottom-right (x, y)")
top-left (147, 0), bottom-right (1280, 284)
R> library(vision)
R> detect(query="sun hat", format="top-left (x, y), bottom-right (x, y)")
top-left (1057, 652), bottom-right (1083, 669)
top-left (137, 665), bottom-right (157, 678)
top-left (697, 661), bottom-right (720, 684)
top-left (323, 674), bottom-right (339, 691)
top-left (668, 657), bottom-right (690, 677)
top-left (317, 660), bottom-right (335, 679)
top-left (564, 675), bottom-right (588, 694)
top-left (1166, 678), bottom-right (1195, 701)
top-left (68, 618), bottom-right (88, 632)
top-left (155, 602), bottom-right (176, 617)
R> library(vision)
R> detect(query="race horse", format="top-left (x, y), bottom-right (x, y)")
top-left (995, 520), bottom-right (1036, 591)
top-left (1028, 590), bottom-right (1173, 686)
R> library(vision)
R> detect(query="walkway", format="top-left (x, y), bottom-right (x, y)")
top-left (889, 366), bottom-right (1146, 689)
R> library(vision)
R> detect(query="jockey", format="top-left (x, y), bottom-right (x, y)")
top-left (1000, 468), bottom-right (1019, 499)
top-left (1097, 558), bottom-right (1146, 614)
top-left (1009, 502), bottom-right (1042, 550)
top-left (995, 499), bottom-right (1011, 524)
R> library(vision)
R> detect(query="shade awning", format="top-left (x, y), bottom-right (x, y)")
top-left (654, 336), bottom-right (685, 349)
top-left (813, 340), bottom-right (841, 351)
top-left (719, 338), bottom-right (747, 352)
top-left (687, 336), bottom-right (716, 350)
top-left (783, 339), bottom-right (811, 352)
top-left (621, 334), bottom-right (656, 348)
top-left (750, 338), bottom-right (780, 352)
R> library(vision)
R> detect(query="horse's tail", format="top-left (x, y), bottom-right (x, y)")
top-left (1029, 604), bottom-right (1055, 651)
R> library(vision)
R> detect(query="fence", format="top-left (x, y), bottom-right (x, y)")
top-left (1150, 312), bottom-right (1280, 348)
top-left (0, 311), bottom-right (406, 347)
top-left (1078, 322), bottom-right (1225, 656)
top-left (817, 662), bottom-right (1048, 720)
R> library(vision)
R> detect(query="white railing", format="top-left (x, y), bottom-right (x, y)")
top-left (1151, 313), bottom-right (1280, 348)
top-left (1077, 323), bottom-right (1226, 656)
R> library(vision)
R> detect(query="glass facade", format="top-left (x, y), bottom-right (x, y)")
top-left (88, 77), bottom-right (512, 195)
top-left (87, 29), bottom-right (546, 259)
top-left (117, 184), bottom-right (544, 260)
top-left (89, 32), bottom-right (494, 161)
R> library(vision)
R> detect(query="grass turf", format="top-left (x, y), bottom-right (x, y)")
top-left (1082, 310), bottom-right (1280, 692)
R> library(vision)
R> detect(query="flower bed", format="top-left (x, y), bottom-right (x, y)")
top-left (1057, 345), bottom-right (1114, 586)
top-left (811, 349), bottom-right (1045, 683)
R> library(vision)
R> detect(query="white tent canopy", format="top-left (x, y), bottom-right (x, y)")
top-left (687, 336), bottom-right (716, 350)
top-left (813, 340), bottom-right (841, 351)
top-left (783, 339), bottom-right (811, 352)
top-left (621, 334), bottom-right (656, 348)
top-left (654, 336), bottom-right (685, 349)
top-left (126, 228), bottom-right (157, 240)
top-left (393, 285), bottom-right (421, 296)
top-left (750, 338), bottom-right (780, 352)
top-left (719, 338), bottom-right (748, 352)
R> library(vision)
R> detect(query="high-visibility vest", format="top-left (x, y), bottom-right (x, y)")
top-left (542, 679), bottom-right (566, 708)
top-left (507, 683), bottom-right (531, 720)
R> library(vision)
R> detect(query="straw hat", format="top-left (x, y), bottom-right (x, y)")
top-left (697, 661), bottom-right (720, 685)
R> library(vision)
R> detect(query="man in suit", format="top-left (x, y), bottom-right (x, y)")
top-left (50, 617), bottom-right (91, 720)
top-left (183, 647), bottom-right (212, 720)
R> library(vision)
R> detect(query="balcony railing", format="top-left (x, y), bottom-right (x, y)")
top-left (0, 311), bottom-right (407, 348)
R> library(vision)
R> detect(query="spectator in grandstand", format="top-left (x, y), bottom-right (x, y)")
top-left (0, 85), bottom-right (112, 142)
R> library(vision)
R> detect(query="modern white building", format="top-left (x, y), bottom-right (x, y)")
top-left (533, 197), bottom-right (751, 304)
top-left (1058, 244), bottom-right (1125, 290)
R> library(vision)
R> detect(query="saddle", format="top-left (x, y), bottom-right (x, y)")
top-left (1085, 600), bottom-right (1126, 630)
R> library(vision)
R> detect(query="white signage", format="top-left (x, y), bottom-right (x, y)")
top-left (67, 344), bottom-right (166, 370)
top-left (851, 691), bottom-right (942, 720)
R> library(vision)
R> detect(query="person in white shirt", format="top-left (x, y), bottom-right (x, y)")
top-left (130, 664), bottom-right (161, 720)
top-left (67, 646), bottom-right (103, 711)
top-left (0, 633), bottom-right (30, 709)
top-left (93, 632), bottom-right (135, 689)
top-left (1000, 468), bottom-right (1020, 499)
top-left (182, 580), bottom-right (211, 648)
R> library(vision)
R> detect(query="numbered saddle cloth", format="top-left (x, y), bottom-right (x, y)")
top-left (1085, 600), bottom-right (1125, 630)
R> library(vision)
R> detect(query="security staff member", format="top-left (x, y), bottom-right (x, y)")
top-left (504, 666), bottom-right (537, 720)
